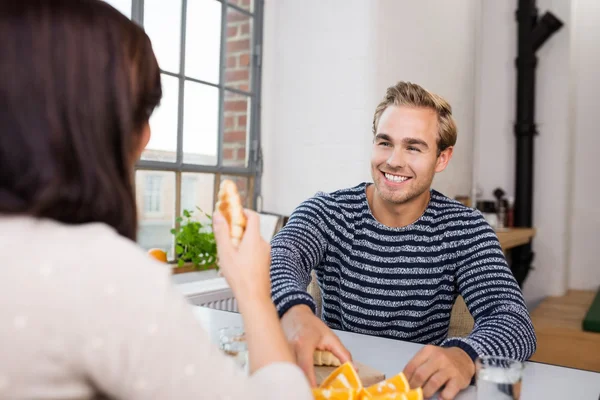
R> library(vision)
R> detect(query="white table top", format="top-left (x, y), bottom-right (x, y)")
top-left (193, 306), bottom-right (600, 400)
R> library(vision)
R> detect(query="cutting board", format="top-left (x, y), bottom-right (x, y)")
top-left (315, 361), bottom-right (386, 388)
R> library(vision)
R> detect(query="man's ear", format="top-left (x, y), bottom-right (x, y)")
top-left (435, 146), bottom-right (453, 173)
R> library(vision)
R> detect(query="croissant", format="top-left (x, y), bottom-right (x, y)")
top-left (215, 179), bottom-right (247, 247)
top-left (313, 350), bottom-right (342, 367)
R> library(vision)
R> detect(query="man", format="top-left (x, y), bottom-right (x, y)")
top-left (270, 81), bottom-right (536, 400)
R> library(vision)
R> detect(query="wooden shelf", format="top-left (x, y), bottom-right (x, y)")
top-left (496, 228), bottom-right (536, 251)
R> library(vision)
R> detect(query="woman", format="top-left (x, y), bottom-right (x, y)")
top-left (0, 1), bottom-right (311, 399)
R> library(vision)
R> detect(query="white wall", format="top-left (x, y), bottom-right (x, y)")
top-left (261, 0), bottom-right (479, 215)
top-left (475, 0), bottom-right (573, 305)
top-left (475, 0), bottom-right (600, 303)
top-left (567, 0), bottom-right (600, 290)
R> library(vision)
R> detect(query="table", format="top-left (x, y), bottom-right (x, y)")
top-left (193, 307), bottom-right (600, 400)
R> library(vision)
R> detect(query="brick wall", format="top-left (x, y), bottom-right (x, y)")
top-left (223, 7), bottom-right (252, 168)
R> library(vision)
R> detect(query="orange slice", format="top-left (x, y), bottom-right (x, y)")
top-left (405, 388), bottom-right (423, 400)
top-left (363, 372), bottom-right (410, 397)
top-left (320, 362), bottom-right (363, 391)
top-left (313, 388), bottom-right (356, 400)
top-left (368, 394), bottom-right (408, 400)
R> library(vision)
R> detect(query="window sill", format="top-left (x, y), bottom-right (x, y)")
top-left (172, 269), bottom-right (232, 306)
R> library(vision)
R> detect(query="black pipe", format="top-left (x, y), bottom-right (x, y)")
top-left (511, 0), bottom-right (563, 286)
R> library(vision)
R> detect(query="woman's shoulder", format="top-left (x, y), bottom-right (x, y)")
top-left (1, 216), bottom-right (171, 287)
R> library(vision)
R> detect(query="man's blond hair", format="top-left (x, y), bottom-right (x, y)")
top-left (372, 81), bottom-right (457, 154)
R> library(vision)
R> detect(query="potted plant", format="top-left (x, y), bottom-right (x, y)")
top-left (170, 208), bottom-right (218, 273)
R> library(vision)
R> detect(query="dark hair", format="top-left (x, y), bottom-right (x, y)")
top-left (0, 0), bottom-right (162, 240)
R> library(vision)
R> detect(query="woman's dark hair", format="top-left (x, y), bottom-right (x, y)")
top-left (0, 0), bottom-right (162, 240)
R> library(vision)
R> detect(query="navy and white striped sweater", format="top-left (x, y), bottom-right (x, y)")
top-left (270, 183), bottom-right (536, 362)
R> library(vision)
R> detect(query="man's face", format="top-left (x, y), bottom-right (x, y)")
top-left (370, 105), bottom-right (453, 205)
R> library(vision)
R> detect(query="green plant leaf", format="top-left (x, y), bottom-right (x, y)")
top-left (175, 217), bottom-right (183, 223)
top-left (177, 259), bottom-right (185, 267)
top-left (183, 209), bottom-right (191, 218)
top-left (175, 245), bottom-right (183, 255)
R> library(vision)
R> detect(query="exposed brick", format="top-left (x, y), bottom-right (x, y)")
top-left (240, 22), bottom-right (251, 35)
top-left (223, 148), bottom-right (234, 160)
top-left (239, 52), bottom-right (251, 67)
top-left (227, 11), bottom-right (248, 23)
top-left (225, 69), bottom-right (250, 83)
top-left (236, 84), bottom-right (250, 92)
top-left (227, 26), bottom-right (238, 38)
top-left (223, 99), bottom-right (247, 112)
top-left (237, 149), bottom-right (247, 160)
top-left (224, 130), bottom-right (247, 142)
top-left (227, 56), bottom-right (237, 69)
top-left (237, 115), bottom-right (247, 127)
top-left (227, 39), bottom-right (250, 53)
top-left (224, 116), bottom-right (235, 129)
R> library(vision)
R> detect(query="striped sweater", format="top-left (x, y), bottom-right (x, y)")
top-left (270, 183), bottom-right (536, 362)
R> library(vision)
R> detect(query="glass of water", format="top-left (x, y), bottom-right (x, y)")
top-left (219, 327), bottom-right (248, 372)
top-left (476, 356), bottom-right (524, 400)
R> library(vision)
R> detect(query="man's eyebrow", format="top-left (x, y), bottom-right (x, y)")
top-left (402, 137), bottom-right (429, 148)
top-left (374, 133), bottom-right (392, 141)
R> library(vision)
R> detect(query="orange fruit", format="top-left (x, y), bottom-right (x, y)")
top-left (320, 362), bottom-right (363, 391)
top-left (405, 388), bottom-right (423, 400)
top-left (368, 394), bottom-right (407, 400)
top-left (147, 248), bottom-right (168, 263)
top-left (313, 388), bottom-right (356, 400)
top-left (363, 372), bottom-right (410, 397)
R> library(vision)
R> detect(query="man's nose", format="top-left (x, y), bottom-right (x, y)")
top-left (386, 149), bottom-right (406, 169)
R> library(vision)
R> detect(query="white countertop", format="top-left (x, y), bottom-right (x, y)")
top-left (193, 306), bottom-right (600, 400)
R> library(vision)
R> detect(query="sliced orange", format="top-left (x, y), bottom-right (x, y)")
top-left (363, 372), bottom-right (410, 397)
top-left (405, 388), bottom-right (423, 400)
top-left (368, 394), bottom-right (408, 400)
top-left (147, 248), bottom-right (168, 263)
top-left (313, 388), bottom-right (356, 400)
top-left (320, 362), bottom-right (363, 391)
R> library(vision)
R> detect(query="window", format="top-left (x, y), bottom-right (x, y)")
top-left (144, 175), bottom-right (163, 213)
top-left (104, 0), bottom-right (263, 254)
top-left (181, 175), bottom-right (198, 212)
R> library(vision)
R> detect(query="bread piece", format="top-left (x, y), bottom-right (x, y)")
top-left (313, 350), bottom-right (342, 367)
top-left (215, 179), bottom-right (247, 247)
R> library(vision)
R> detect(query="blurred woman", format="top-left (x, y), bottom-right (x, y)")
top-left (0, 1), bottom-right (311, 399)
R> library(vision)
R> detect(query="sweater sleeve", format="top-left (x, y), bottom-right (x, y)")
top-left (270, 195), bottom-right (331, 318)
top-left (73, 232), bottom-right (313, 400)
top-left (441, 211), bottom-right (537, 362)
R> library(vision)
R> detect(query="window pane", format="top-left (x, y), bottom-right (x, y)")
top-left (135, 171), bottom-right (176, 258)
top-left (223, 91), bottom-right (250, 167)
top-left (145, 0), bottom-right (182, 73)
top-left (103, 0), bottom-right (132, 18)
top-left (225, 7), bottom-right (253, 91)
top-left (227, 0), bottom-right (254, 13)
top-left (143, 74), bottom-right (179, 162)
top-left (220, 175), bottom-right (251, 208)
top-left (185, 0), bottom-right (222, 84)
top-left (181, 173), bottom-right (215, 219)
top-left (183, 82), bottom-right (219, 165)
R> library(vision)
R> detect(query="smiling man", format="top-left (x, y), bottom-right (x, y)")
top-left (269, 82), bottom-right (536, 399)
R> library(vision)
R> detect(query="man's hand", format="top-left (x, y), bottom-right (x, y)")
top-left (281, 304), bottom-right (352, 386)
top-left (403, 345), bottom-right (474, 400)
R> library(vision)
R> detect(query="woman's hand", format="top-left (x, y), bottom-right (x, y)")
top-left (213, 210), bottom-right (272, 305)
